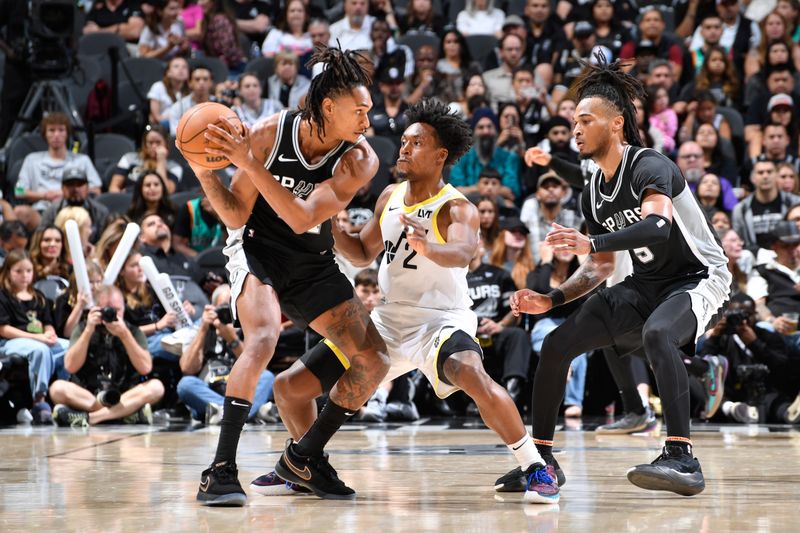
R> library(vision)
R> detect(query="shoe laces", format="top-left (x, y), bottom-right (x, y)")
top-left (311, 455), bottom-right (341, 484)
top-left (66, 411), bottom-right (87, 427)
top-left (527, 466), bottom-right (554, 486)
top-left (212, 461), bottom-right (239, 482)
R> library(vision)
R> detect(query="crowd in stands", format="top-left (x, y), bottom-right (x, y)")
top-left (0, 0), bottom-right (799, 428)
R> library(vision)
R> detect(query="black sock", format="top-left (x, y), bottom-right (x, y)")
top-left (665, 438), bottom-right (692, 456)
top-left (683, 357), bottom-right (710, 377)
top-left (533, 440), bottom-right (553, 457)
top-left (213, 396), bottom-right (251, 465)
top-left (295, 400), bottom-right (351, 457)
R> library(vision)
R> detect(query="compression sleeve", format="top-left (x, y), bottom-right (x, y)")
top-left (590, 214), bottom-right (672, 253)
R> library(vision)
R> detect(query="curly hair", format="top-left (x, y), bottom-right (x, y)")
top-left (404, 98), bottom-right (473, 167)
top-left (571, 56), bottom-right (646, 146)
top-left (301, 44), bottom-right (373, 140)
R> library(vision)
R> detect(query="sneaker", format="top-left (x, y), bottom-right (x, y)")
top-left (729, 402), bottom-right (759, 424)
top-left (358, 396), bottom-right (387, 422)
top-left (250, 470), bottom-right (312, 496)
top-left (16, 408), bottom-right (33, 424)
top-left (596, 407), bottom-right (656, 434)
top-left (495, 454), bottom-right (566, 492)
top-left (123, 403), bottom-right (153, 425)
top-left (274, 439), bottom-right (355, 500)
top-left (197, 461), bottom-right (247, 506)
top-left (701, 355), bottom-right (728, 419)
top-left (626, 445), bottom-right (705, 496)
top-left (53, 404), bottom-right (89, 428)
top-left (785, 392), bottom-right (800, 424)
top-left (205, 403), bottom-right (223, 426)
top-left (256, 401), bottom-right (280, 423)
top-left (31, 400), bottom-right (53, 425)
top-left (523, 463), bottom-right (560, 504)
top-left (384, 400), bottom-right (419, 421)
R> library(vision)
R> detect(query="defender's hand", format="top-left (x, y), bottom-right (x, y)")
top-left (510, 289), bottom-right (552, 317)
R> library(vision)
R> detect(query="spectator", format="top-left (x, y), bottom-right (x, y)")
top-left (677, 141), bottom-right (738, 212)
top-left (489, 217), bottom-right (534, 289)
top-left (476, 197), bottom-right (500, 257)
top-left (677, 46), bottom-right (740, 112)
top-left (83, 0), bottom-right (145, 47)
top-left (166, 65), bottom-right (215, 136)
top-left (148, 56), bottom-right (190, 124)
top-left (399, 0), bottom-right (446, 35)
top-left (49, 285), bottom-right (164, 427)
top-left (746, 10), bottom-right (794, 80)
top-left (308, 17), bottom-right (331, 49)
top-left (177, 284), bottom-right (275, 424)
top-left (15, 113), bottom-right (102, 213)
top-left (647, 84), bottom-right (678, 154)
top-left (767, 89), bottom-right (800, 153)
top-left (436, 28), bottom-right (475, 105)
top-left (138, 213), bottom-right (200, 280)
top-left (456, 0), bottom-right (504, 38)
top-left (465, 167), bottom-right (518, 217)
top-left (232, 0), bottom-right (274, 49)
top-left (39, 168), bottom-right (110, 244)
top-left (482, 15), bottom-right (530, 72)
top-left (696, 173), bottom-right (728, 219)
top-left (232, 73), bottom-right (282, 128)
top-left (745, 64), bottom-right (800, 158)
top-left (591, 0), bottom-right (632, 61)
top-left (55, 206), bottom-right (95, 259)
top-left (742, 120), bottom-right (800, 188)
top-left (733, 160), bottom-right (800, 250)
top-left (199, 0), bottom-right (246, 72)
top-left (523, 0), bottom-right (567, 67)
top-left (366, 63), bottom-right (409, 148)
top-left (405, 44), bottom-right (439, 105)
top-left (679, 91), bottom-right (732, 144)
top-left (633, 96), bottom-right (663, 153)
top-left (449, 107), bottom-right (521, 201)
top-left (28, 226), bottom-right (70, 281)
top-left (483, 34), bottom-right (525, 110)
top-left (520, 172), bottom-right (582, 264)
top-left (713, 210), bottom-right (733, 233)
top-left (173, 196), bottom-right (225, 258)
top-left (126, 171), bottom-right (177, 227)
top-left (369, 19), bottom-right (415, 80)
top-left (554, 21), bottom-right (611, 88)
top-left (261, 0), bottom-right (313, 58)
top-left (496, 103), bottom-right (525, 158)
top-left (467, 241), bottom-right (531, 412)
top-left (512, 65), bottom-right (549, 147)
top-left (329, 0), bottom-right (374, 51)
top-left (619, 8), bottom-right (683, 82)
top-left (0, 221), bottom-right (28, 268)
top-left (690, 13), bottom-right (725, 73)
top-left (695, 122), bottom-right (739, 186)
top-left (777, 161), bottom-right (800, 194)
top-left (112, 125), bottom-right (183, 193)
top-left (0, 250), bottom-right (68, 408)
top-left (527, 241), bottom-right (590, 418)
top-left (697, 293), bottom-right (797, 424)
top-left (720, 228), bottom-right (755, 296)
top-left (138, 0), bottom-right (189, 59)
top-left (526, 116), bottom-right (579, 194)
top-left (267, 51), bottom-right (311, 109)
top-left (368, 0), bottom-right (400, 34)
top-left (53, 263), bottom-right (104, 340)
top-left (93, 218), bottom-right (134, 272)
top-left (689, 0), bottom-right (760, 74)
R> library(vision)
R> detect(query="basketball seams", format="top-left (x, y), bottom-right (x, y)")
top-left (176, 102), bottom-right (242, 168)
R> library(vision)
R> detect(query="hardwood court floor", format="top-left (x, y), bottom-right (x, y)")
top-left (1, 419), bottom-right (798, 532)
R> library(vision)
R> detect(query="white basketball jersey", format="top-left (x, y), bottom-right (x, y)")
top-left (378, 181), bottom-right (473, 311)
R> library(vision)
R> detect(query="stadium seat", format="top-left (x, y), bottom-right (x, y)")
top-left (33, 276), bottom-right (69, 302)
top-left (78, 33), bottom-right (130, 60)
top-left (195, 246), bottom-right (227, 279)
top-left (96, 192), bottom-right (133, 215)
top-left (244, 56), bottom-right (275, 87)
top-left (170, 190), bottom-right (202, 209)
top-left (367, 135), bottom-right (398, 166)
top-left (92, 133), bottom-right (136, 163)
top-left (6, 133), bottom-right (47, 173)
top-left (448, 0), bottom-right (466, 21)
top-left (398, 33), bottom-right (440, 55)
top-left (465, 35), bottom-right (499, 67)
top-left (189, 57), bottom-right (230, 84)
top-left (121, 57), bottom-right (166, 93)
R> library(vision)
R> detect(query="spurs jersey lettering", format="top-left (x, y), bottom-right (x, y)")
top-left (378, 181), bottom-right (473, 310)
top-left (244, 110), bottom-right (363, 254)
top-left (584, 145), bottom-right (729, 285)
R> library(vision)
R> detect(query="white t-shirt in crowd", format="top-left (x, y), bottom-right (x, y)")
top-left (138, 20), bottom-right (185, 59)
top-left (455, 9), bottom-right (504, 36)
top-left (261, 29), bottom-right (313, 57)
top-left (233, 99), bottom-right (284, 128)
top-left (329, 15), bottom-right (374, 51)
top-left (147, 81), bottom-right (185, 117)
top-left (16, 152), bottom-right (102, 211)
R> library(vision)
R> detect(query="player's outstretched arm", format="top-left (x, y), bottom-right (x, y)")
top-left (331, 185), bottom-right (395, 266)
top-left (400, 198), bottom-right (479, 268)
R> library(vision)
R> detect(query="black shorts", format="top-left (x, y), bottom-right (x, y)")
top-left (596, 275), bottom-right (705, 356)
top-left (242, 235), bottom-right (354, 330)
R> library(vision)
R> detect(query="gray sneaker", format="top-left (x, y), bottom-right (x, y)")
top-left (358, 396), bottom-right (387, 422)
top-left (596, 407), bottom-right (656, 434)
top-left (205, 402), bottom-right (222, 426)
top-left (729, 402), bottom-right (759, 424)
top-left (384, 400), bottom-right (419, 421)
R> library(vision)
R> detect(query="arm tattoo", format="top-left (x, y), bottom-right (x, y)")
top-left (558, 257), bottom-right (607, 303)
top-left (203, 176), bottom-right (239, 213)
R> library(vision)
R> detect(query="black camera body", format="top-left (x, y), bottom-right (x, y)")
top-left (724, 309), bottom-right (748, 334)
top-left (26, 0), bottom-right (77, 79)
top-left (216, 305), bottom-right (233, 325)
top-left (101, 307), bottom-right (118, 323)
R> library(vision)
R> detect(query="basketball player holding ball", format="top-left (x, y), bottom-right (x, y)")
top-left (182, 45), bottom-right (390, 506)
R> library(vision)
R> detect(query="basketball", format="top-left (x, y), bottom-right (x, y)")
top-left (176, 102), bottom-right (243, 170)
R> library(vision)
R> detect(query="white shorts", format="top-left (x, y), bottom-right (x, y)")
top-left (223, 228), bottom-right (249, 322)
top-left (686, 266), bottom-right (732, 341)
top-left (371, 303), bottom-right (479, 399)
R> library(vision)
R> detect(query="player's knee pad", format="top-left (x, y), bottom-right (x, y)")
top-left (299, 340), bottom-right (348, 394)
top-left (436, 330), bottom-right (483, 387)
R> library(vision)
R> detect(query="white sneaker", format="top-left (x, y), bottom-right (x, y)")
top-left (160, 326), bottom-right (199, 356)
top-left (205, 402), bottom-right (223, 425)
top-left (16, 408), bottom-right (33, 424)
top-left (256, 401), bottom-right (280, 423)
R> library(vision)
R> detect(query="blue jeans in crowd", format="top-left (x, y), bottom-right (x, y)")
top-left (0, 337), bottom-right (69, 400)
top-left (531, 317), bottom-right (588, 408)
top-left (177, 370), bottom-right (275, 420)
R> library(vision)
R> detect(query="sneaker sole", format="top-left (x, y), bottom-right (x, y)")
top-left (249, 480), bottom-right (309, 496)
top-left (196, 492), bottom-right (247, 507)
top-left (786, 394), bottom-right (800, 423)
top-left (275, 458), bottom-right (356, 500)
top-left (626, 467), bottom-right (705, 496)
top-left (523, 490), bottom-right (561, 504)
top-left (595, 421), bottom-right (648, 434)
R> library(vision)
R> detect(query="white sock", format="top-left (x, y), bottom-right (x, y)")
top-left (722, 401), bottom-right (734, 417)
top-left (507, 434), bottom-right (543, 470)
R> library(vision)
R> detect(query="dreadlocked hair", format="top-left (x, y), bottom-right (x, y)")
top-left (404, 98), bottom-right (473, 167)
top-left (300, 44), bottom-right (373, 140)
top-left (571, 56), bottom-right (645, 147)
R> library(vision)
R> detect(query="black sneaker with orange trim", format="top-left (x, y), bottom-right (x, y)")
top-left (196, 461), bottom-right (247, 506)
top-left (274, 439), bottom-right (355, 500)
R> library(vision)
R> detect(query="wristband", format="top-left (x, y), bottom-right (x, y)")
top-left (547, 288), bottom-right (566, 307)
top-left (228, 339), bottom-right (241, 350)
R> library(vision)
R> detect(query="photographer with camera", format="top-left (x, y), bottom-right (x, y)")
top-left (177, 284), bottom-right (274, 425)
top-left (49, 285), bottom-right (165, 427)
top-left (694, 293), bottom-right (796, 424)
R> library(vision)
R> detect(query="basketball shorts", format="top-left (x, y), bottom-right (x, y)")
top-left (301, 303), bottom-right (482, 398)
top-left (224, 228), bottom-right (354, 330)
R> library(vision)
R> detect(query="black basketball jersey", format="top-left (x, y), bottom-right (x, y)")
top-left (582, 145), bottom-right (728, 285)
top-left (244, 109), bottom-right (362, 254)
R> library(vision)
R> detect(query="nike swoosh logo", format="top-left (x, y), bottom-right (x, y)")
top-left (231, 400), bottom-right (249, 408)
top-left (387, 206), bottom-right (399, 211)
top-left (595, 201), bottom-right (603, 209)
top-left (278, 154), bottom-right (298, 163)
top-left (344, 412), bottom-right (355, 416)
top-left (285, 455), bottom-right (312, 481)
top-left (199, 476), bottom-right (210, 492)
top-left (512, 437), bottom-right (529, 451)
